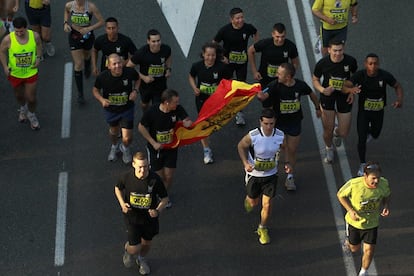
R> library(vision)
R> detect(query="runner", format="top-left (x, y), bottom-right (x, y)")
top-left (337, 162), bottom-right (391, 276)
top-left (189, 42), bottom-right (230, 164)
top-left (92, 53), bottom-right (139, 164)
top-left (343, 53), bottom-right (403, 175)
top-left (213, 7), bottom-right (258, 126)
top-left (312, 39), bottom-right (357, 163)
top-left (127, 29), bottom-right (171, 111)
top-left (237, 108), bottom-right (291, 244)
top-left (258, 63), bottom-right (320, 190)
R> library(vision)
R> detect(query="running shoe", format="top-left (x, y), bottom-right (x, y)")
top-left (45, 42), bottom-right (56, 57)
top-left (108, 144), bottom-right (120, 162)
top-left (166, 200), bottom-right (172, 209)
top-left (136, 257), bottom-right (151, 275)
top-left (333, 127), bottom-right (342, 147)
top-left (366, 134), bottom-right (373, 143)
top-left (27, 112), bottom-right (40, 130)
top-left (357, 163), bottom-right (366, 177)
top-left (235, 111), bottom-right (246, 126)
top-left (244, 198), bottom-right (253, 213)
top-left (324, 147), bottom-right (334, 164)
top-left (256, 226), bottom-right (270, 245)
top-left (120, 143), bottom-right (132, 164)
top-left (358, 271), bottom-right (368, 276)
top-left (285, 176), bottom-right (297, 191)
top-left (122, 242), bottom-right (135, 268)
top-left (18, 105), bottom-right (27, 123)
top-left (203, 148), bottom-right (214, 164)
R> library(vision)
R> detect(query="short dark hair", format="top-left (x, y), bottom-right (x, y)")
top-left (260, 108), bottom-right (276, 120)
top-left (279, 62), bottom-right (296, 77)
top-left (147, 29), bottom-right (161, 39)
top-left (161, 89), bottom-right (179, 103)
top-left (328, 39), bottom-right (345, 47)
top-left (105, 17), bottom-right (118, 24)
top-left (12, 17), bottom-right (27, 29)
top-left (230, 7), bottom-right (243, 17)
top-left (272, 23), bottom-right (286, 33)
top-left (364, 161), bottom-right (382, 175)
top-left (200, 41), bottom-right (218, 58)
top-left (365, 53), bottom-right (379, 59)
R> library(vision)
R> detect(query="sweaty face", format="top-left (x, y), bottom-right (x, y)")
top-left (107, 56), bottom-right (123, 76)
top-left (132, 159), bottom-right (149, 179)
top-left (328, 44), bottom-right (345, 63)
top-left (365, 57), bottom-right (380, 76)
top-left (105, 22), bottom-right (119, 40)
top-left (14, 27), bottom-right (26, 37)
top-left (231, 13), bottom-right (245, 29)
top-left (147, 34), bottom-right (161, 53)
top-left (364, 172), bottom-right (381, 188)
top-left (203, 47), bottom-right (216, 66)
top-left (272, 30), bottom-right (286, 46)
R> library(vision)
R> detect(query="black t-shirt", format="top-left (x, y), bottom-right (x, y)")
top-left (313, 54), bottom-right (358, 93)
top-left (264, 79), bottom-right (312, 124)
top-left (130, 44), bottom-right (172, 91)
top-left (253, 38), bottom-right (299, 83)
top-left (93, 33), bottom-right (137, 72)
top-left (214, 23), bottom-right (257, 64)
top-left (140, 104), bottom-right (189, 149)
top-left (94, 67), bottom-right (139, 112)
top-left (351, 69), bottom-right (397, 111)
top-left (189, 59), bottom-right (230, 98)
top-left (116, 169), bottom-right (168, 224)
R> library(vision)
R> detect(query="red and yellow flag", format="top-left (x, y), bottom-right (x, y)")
top-left (163, 79), bottom-right (261, 149)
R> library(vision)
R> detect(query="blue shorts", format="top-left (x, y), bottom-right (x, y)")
top-left (321, 26), bottom-right (348, 47)
top-left (103, 106), bottom-right (134, 129)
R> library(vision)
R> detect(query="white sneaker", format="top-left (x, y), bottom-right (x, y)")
top-left (27, 111), bottom-right (40, 130)
top-left (333, 127), bottom-right (342, 147)
top-left (136, 257), bottom-right (150, 275)
top-left (45, 42), bottom-right (56, 57)
top-left (366, 134), bottom-right (373, 143)
top-left (285, 176), bottom-right (296, 191)
top-left (324, 147), bottom-right (334, 164)
top-left (120, 144), bottom-right (132, 164)
top-left (357, 163), bottom-right (366, 176)
top-left (18, 105), bottom-right (28, 123)
top-left (235, 111), bottom-right (246, 126)
top-left (203, 148), bottom-right (214, 164)
top-left (108, 144), bottom-right (120, 162)
top-left (122, 243), bottom-right (135, 268)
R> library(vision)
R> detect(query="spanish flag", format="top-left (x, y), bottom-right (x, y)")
top-left (163, 79), bottom-right (261, 149)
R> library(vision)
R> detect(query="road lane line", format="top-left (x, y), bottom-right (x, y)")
top-left (61, 63), bottom-right (73, 139)
top-left (54, 172), bottom-right (68, 266)
top-left (286, 1), bottom-right (375, 275)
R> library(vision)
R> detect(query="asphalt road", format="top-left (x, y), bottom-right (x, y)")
top-left (0, 1), bottom-right (413, 275)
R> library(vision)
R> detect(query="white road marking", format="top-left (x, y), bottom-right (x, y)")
top-left (61, 63), bottom-right (73, 139)
top-left (289, 1), bottom-right (378, 275)
top-left (157, 0), bottom-right (204, 57)
top-left (54, 172), bottom-right (68, 266)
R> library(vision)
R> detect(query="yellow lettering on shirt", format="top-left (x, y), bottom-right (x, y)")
top-left (364, 98), bottom-right (384, 111)
top-left (280, 101), bottom-right (300, 113)
top-left (129, 193), bottom-right (152, 209)
top-left (254, 157), bottom-right (276, 171)
top-left (156, 129), bottom-right (173, 144)
top-left (228, 51), bottom-right (247, 64)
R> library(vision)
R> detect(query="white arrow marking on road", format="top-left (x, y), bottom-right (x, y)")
top-left (157, 0), bottom-right (204, 57)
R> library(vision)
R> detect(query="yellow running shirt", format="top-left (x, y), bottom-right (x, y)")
top-left (312, 0), bottom-right (357, 30)
top-left (8, 30), bottom-right (38, 78)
